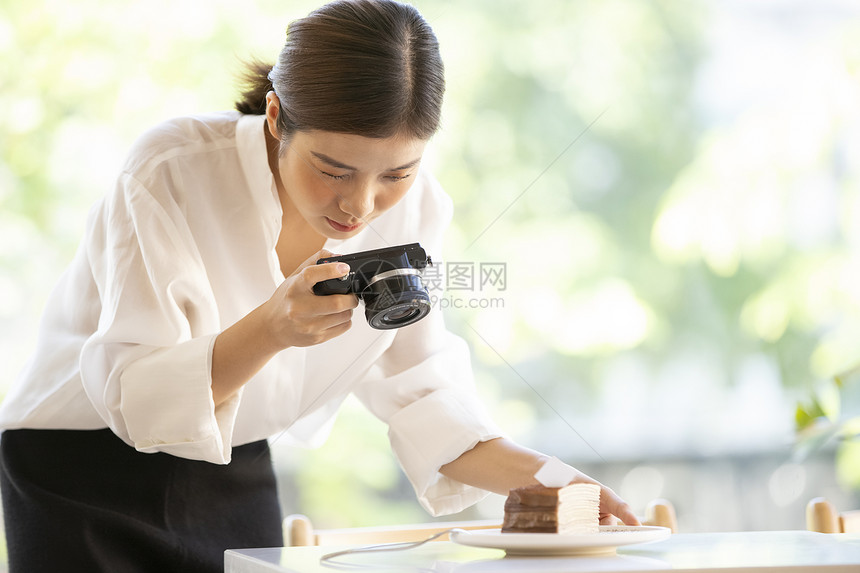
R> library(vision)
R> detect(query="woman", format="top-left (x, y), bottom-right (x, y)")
top-left (0, 1), bottom-right (637, 571)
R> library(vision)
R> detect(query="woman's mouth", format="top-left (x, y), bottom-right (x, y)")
top-left (326, 218), bottom-right (363, 233)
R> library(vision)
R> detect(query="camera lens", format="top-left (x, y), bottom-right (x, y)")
top-left (385, 306), bottom-right (420, 322)
top-left (366, 293), bottom-right (431, 329)
top-left (361, 272), bottom-right (432, 330)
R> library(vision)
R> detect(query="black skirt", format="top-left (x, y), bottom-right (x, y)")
top-left (0, 428), bottom-right (283, 573)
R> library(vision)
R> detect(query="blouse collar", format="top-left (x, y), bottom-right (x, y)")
top-left (236, 113), bottom-right (282, 246)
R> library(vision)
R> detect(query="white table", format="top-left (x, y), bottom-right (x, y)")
top-left (225, 530), bottom-right (860, 572)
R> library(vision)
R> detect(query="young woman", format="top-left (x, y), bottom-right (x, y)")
top-left (0, 1), bottom-right (637, 571)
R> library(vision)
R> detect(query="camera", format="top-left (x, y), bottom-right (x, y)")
top-left (313, 243), bottom-right (433, 330)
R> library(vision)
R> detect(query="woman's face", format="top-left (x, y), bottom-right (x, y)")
top-left (265, 94), bottom-right (427, 239)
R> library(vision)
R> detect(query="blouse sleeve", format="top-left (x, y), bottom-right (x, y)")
top-left (353, 315), bottom-right (504, 516)
top-left (79, 171), bottom-right (241, 464)
top-left (351, 169), bottom-right (505, 516)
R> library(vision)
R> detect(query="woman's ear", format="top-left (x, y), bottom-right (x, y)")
top-left (265, 91), bottom-right (281, 140)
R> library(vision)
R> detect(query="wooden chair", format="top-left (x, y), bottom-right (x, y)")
top-left (806, 497), bottom-right (860, 533)
top-left (284, 499), bottom-right (678, 546)
top-left (643, 498), bottom-right (678, 533)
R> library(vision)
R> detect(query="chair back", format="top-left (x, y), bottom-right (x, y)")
top-left (807, 497), bottom-right (860, 533)
top-left (643, 498), bottom-right (678, 533)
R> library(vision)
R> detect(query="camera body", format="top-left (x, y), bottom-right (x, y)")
top-left (313, 243), bottom-right (433, 330)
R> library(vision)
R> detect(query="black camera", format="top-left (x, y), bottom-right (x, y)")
top-left (312, 243), bottom-right (433, 330)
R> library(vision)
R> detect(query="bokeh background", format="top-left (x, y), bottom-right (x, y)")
top-left (2, 0), bottom-right (860, 563)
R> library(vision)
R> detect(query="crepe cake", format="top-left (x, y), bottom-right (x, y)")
top-left (501, 482), bottom-right (600, 534)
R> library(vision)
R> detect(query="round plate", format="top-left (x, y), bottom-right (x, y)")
top-left (450, 525), bottom-right (671, 556)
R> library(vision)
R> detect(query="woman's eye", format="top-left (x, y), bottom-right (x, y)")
top-left (385, 173), bottom-right (411, 182)
top-left (322, 171), bottom-right (349, 181)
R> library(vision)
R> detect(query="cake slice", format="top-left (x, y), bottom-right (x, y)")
top-left (501, 482), bottom-right (600, 534)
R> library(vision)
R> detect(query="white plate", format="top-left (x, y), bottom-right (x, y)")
top-left (450, 525), bottom-right (671, 556)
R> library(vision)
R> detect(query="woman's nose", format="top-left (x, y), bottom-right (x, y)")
top-left (339, 182), bottom-right (374, 220)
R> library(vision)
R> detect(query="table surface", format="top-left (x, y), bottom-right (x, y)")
top-left (224, 530), bottom-right (860, 573)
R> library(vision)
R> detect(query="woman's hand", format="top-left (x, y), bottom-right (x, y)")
top-left (440, 438), bottom-right (640, 526)
top-left (570, 472), bottom-right (639, 526)
top-left (211, 249), bottom-right (358, 405)
top-left (261, 249), bottom-right (359, 349)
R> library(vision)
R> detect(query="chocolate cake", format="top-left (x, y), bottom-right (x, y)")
top-left (501, 483), bottom-right (600, 534)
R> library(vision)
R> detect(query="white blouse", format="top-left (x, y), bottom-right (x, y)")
top-left (0, 112), bottom-right (503, 516)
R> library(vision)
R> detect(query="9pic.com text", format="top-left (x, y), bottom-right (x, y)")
top-left (429, 294), bottom-right (505, 310)
top-left (423, 260), bottom-right (507, 310)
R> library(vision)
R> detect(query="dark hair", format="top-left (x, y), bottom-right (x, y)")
top-left (235, 0), bottom-right (445, 141)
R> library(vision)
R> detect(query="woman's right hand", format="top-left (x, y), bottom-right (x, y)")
top-left (211, 249), bottom-right (358, 405)
top-left (261, 249), bottom-right (359, 349)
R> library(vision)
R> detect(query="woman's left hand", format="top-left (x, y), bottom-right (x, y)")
top-left (439, 438), bottom-right (640, 526)
top-left (570, 472), bottom-right (639, 526)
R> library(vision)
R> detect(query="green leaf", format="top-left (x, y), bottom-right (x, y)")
top-left (795, 399), bottom-right (826, 431)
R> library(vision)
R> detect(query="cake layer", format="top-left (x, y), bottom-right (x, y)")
top-left (505, 484), bottom-right (562, 507)
top-left (502, 482), bottom-right (600, 534)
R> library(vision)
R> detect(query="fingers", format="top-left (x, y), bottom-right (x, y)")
top-left (300, 261), bottom-right (352, 291)
top-left (282, 287), bottom-right (356, 325)
top-left (599, 514), bottom-right (619, 526)
top-left (320, 310), bottom-right (354, 337)
top-left (290, 249), bottom-right (340, 278)
top-left (616, 504), bottom-right (641, 526)
top-left (266, 291), bottom-right (354, 348)
top-left (291, 249), bottom-right (358, 296)
top-left (293, 248), bottom-right (338, 274)
top-left (264, 248), bottom-right (361, 348)
top-left (600, 487), bottom-right (640, 526)
top-left (315, 307), bottom-right (355, 332)
top-left (571, 471), bottom-right (641, 527)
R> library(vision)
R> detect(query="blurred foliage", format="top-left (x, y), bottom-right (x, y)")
top-left (428, 0), bottom-right (860, 465)
top-left (796, 365), bottom-right (860, 491)
top-left (3, 0), bottom-right (860, 529)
